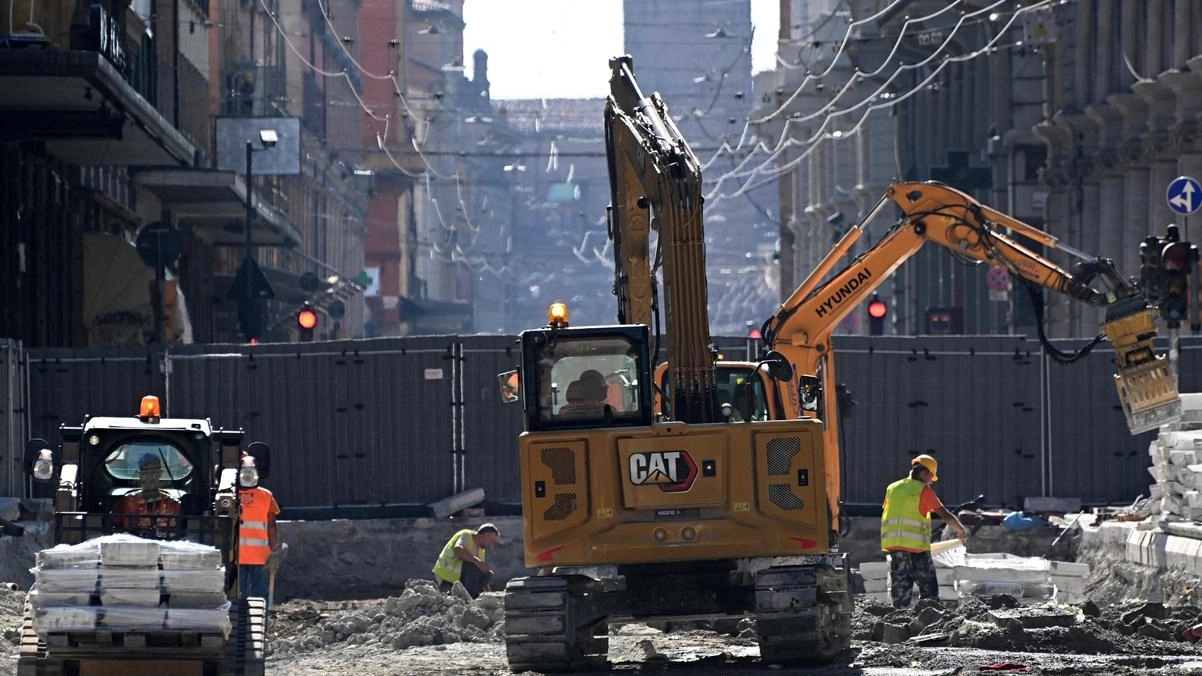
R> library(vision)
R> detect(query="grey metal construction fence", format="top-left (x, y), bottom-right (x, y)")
top-left (3, 334), bottom-right (1197, 511)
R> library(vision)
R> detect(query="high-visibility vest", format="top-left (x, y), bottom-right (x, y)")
top-left (432, 528), bottom-right (485, 583)
top-left (880, 478), bottom-right (931, 552)
top-left (238, 486), bottom-right (277, 565)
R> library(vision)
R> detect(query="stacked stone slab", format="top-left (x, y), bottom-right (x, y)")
top-left (858, 553), bottom-right (1087, 605)
top-left (858, 559), bottom-right (957, 605)
top-left (30, 534), bottom-right (230, 636)
top-left (1147, 393), bottom-right (1202, 522)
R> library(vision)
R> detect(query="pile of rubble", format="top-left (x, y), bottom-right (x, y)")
top-left (853, 596), bottom-right (1202, 654)
top-left (270, 579), bottom-right (504, 656)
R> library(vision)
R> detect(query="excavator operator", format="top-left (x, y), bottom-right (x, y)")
top-left (111, 453), bottom-right (181, 537)
top-left (881, 454), bottom-right (968, 608)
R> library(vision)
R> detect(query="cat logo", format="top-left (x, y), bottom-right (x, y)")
top-left (628, 450), bottom-right (698, 493)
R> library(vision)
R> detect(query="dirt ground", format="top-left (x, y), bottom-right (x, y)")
top-left (4, 580), bottom-right (1202, 676)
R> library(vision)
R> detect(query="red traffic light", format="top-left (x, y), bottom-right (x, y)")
top-left (867, 299), bottom-right (888, 319)
top-left (1162, 241), bottom-right (1194, 271)
top-left (297, 308), bottom-right (318, 330)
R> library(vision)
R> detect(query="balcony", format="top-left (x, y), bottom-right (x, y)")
top-left (0, 0), bottom-right (195, 166)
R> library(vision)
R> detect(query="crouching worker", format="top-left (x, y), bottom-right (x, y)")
top-left (432, 523), bottom-right (499, 598)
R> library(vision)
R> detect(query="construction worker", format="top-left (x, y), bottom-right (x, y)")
top-left (237, 453), bottom-right (280, 604)
top-left (881, 454), bottom-right (968, 608)
top-left (111, 453), bottom-right (181, 537)
top-left (432, 523), bottom-right (499, 599)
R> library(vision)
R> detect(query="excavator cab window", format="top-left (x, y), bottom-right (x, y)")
top-left (521, 327), bottom-right (653, 431)
top-left (657, 364), bottom-right (771, 422)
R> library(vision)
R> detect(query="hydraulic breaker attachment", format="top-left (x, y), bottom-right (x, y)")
top-left (1103, 308), bottom-right (1182, 435)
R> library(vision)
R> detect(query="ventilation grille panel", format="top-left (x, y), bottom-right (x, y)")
top-left (540, 446), bottom-right (576, 484)
top-left (766, 437), bottom-right (801, 476)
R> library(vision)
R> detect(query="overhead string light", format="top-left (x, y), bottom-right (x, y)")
top-left (706, 1), bottom-right (1056, 204)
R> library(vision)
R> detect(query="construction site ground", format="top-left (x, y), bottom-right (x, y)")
top-left (3, 515), bottom-right (1202, 675)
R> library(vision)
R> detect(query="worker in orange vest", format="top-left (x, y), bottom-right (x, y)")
top-left (237, 452), bottom-right (280, 604)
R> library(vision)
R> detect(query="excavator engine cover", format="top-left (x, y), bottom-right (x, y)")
top-left (1103, 308), bottom-right (1182, 434)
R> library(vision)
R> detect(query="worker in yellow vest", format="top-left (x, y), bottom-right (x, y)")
top-left (432, 523), bottom-right (499, 598)
top-left (237, 453), bottom-right (281, 604)
top-left (881, 454), bottom-right (967, 607)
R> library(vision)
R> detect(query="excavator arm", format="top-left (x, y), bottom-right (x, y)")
top-left (604, 55), bottom-right (718, 423)
top-left (763, 181), bottom-right (1181, 527)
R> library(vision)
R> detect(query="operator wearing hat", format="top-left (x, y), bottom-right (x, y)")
top-left (111, 453), bottom-right (181, 537)
top-left (880, 454), bottom-right (968, 607)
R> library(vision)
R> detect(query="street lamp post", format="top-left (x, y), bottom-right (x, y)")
top-left (238, 128), bottom-right (278, 341)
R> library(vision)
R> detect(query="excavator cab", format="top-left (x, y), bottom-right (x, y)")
top-left (515, 323), bottom-right (653, 432)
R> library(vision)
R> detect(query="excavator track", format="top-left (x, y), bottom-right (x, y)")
top-left (504, 576), bottom-right (607, 673)
top-left (754, 563), bottom-right (852, 664)
top-left (221, 597), bottom-right (267, 676)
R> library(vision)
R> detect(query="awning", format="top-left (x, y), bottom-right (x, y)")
top-left (399, 296), bottom-right (472, 333)
top-left (132, 168), bottom-right (302, 248)
top-left (0, 50), bottom-right (196, 166)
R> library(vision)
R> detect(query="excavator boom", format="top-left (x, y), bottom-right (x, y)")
top-left (763, 181), bottom-right (1182, 528)
top-left (605, 55), bottom-right (717, 423)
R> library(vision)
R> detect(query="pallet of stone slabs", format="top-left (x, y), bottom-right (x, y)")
top-left (504, 575), bottom-right (607, 673)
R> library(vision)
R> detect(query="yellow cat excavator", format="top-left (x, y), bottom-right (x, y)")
top-left (500, 56), bottom-right (1180, 672)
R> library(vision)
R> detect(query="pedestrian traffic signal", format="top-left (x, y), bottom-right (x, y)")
top-left (297, 303), bottom-right (318, 341)
top-left (867, 293), bottom-right (888, 336)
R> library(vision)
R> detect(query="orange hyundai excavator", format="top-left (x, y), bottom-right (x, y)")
top-left (501, 57), bottom-right (1180, 674)
top-left (747, 181), bottom-right (1181, 532)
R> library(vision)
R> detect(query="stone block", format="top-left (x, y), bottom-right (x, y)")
top-left (1149, 533), bottom-right (1169, 569)
top-left (859, 561), bottom-right (889, 580)
top-left (862, 577), bottom-right (888, 593)
top-left (989, 607), bottom-right (1077, 629)
top-left (1150, 484), bottom-right (1166, 499)
top-left (1149, 465), bottom-right (1168, 482)
top-left (1050, 561), bottom-right (1090, 577)
top-left (1052, 576), bottom-right (1086, 594)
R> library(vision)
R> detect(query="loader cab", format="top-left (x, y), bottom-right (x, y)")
top-left (23, 395), bottom-right (254, 555)
top-left (517, 323), bottom-right (653, 432)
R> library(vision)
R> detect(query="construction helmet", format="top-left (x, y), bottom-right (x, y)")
top-left (911, 454), bottom-right (939, 482)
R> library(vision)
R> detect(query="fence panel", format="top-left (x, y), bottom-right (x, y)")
top-left (167, 338), bottom-right (457, 508)
top-left (10, 333), bottom-right (1195, 511)
top-left (1, 340), bottom-right (25, 496)
top-left (460, 335), bottom-right (525, 502)
top-left (25, 347), bottom-right (165, 442)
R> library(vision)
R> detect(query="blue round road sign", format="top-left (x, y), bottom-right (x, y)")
top-left (1167, 176), bottom-right (1202, 216)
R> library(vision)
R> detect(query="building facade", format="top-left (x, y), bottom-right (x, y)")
top-left (1, 0), bottom-right (367, 347)
top-left (763, 0), bottom-right (1202, 338)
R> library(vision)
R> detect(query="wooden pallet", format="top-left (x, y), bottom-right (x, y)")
top-left (42, 629), bottom-right (226, 659)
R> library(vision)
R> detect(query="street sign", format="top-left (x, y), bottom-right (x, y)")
top-left (227, 256), bottom-right (275, 301)
top-left (135, 221), bottom-right (182, 270)
top-left (1167, 176), bottom-right (1202, 216)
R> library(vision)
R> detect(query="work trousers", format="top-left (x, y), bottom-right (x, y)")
top-left (888, 549), bottom-right (938, 608)
top-left (240, 564), bottom-right (270, 605)
top-left (438, 563), bottom-right (492, 599)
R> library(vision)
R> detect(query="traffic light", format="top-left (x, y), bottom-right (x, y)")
top-left (297, 302), bottom-right (318, 341)
top-left (1161, 239), bottom-right (1195, 326)
top-left (1141, 225), bottom-right (1198, 327)
top-left (867, 293), bottom-right (888, 336)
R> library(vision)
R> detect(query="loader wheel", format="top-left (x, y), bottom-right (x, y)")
top-left (221, 598), bottom-right (267, 676)
top-left (504, 576), bottom-right (607, 673)
top-left (754, 562), bottom-right (851, 664)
